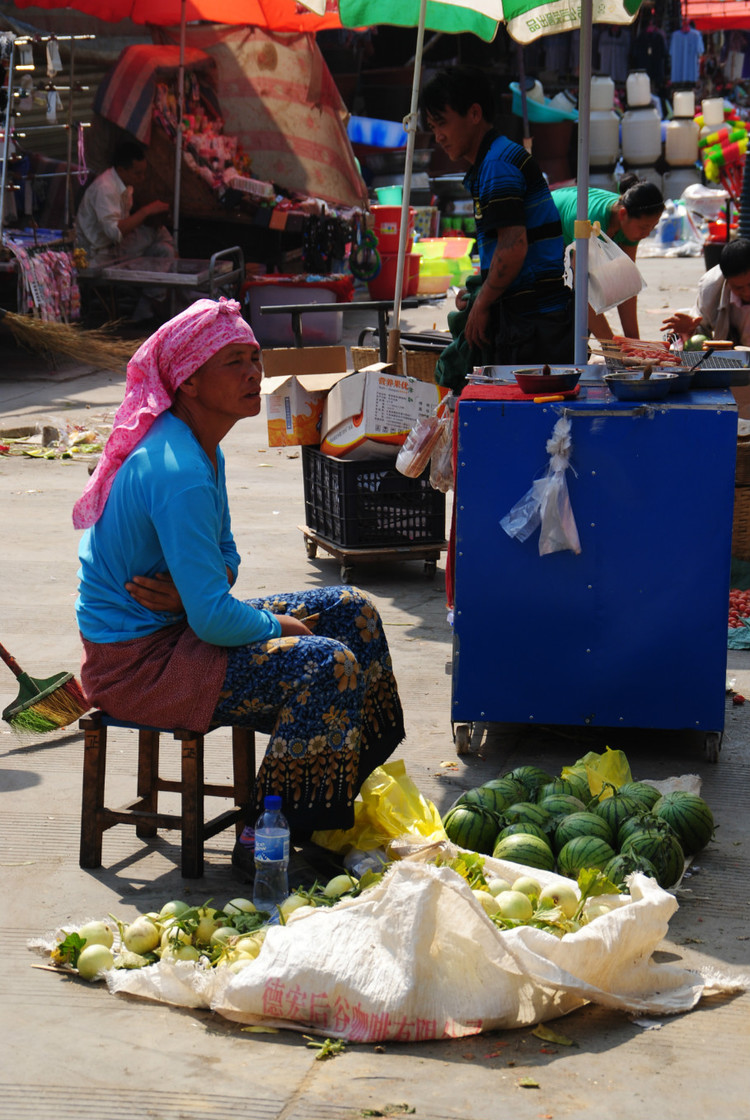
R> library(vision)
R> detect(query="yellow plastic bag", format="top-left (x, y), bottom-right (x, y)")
top-left (562, 747), bottom-right (632, 799)
top-left (312, 759), bottom-right (446, 854)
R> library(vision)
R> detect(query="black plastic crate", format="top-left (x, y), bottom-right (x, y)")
top-left (302, 447), bottom-right (446, 549)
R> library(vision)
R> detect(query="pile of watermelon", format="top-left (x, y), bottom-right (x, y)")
top-left (442, 764), bottom-right (715, 890)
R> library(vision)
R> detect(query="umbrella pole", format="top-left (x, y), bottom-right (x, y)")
top-left (387, 0), bottom-right (428, 363)
top-left (573, 0), bottom-right (593, 366)
top-left (517, 44), bottom-right (532, 153)
top-left (172, 0), bottom-right (186, 256)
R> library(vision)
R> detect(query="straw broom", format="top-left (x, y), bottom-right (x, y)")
top-left (0, 306), bottom-right (139, 369)
top-left (1, 640), bottom-right (89, 733)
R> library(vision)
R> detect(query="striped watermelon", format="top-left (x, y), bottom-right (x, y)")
top-left (496, 821), bottom-right (551, 845)
top-left (442, 804), bottom-right (500, 855)
top-left (501, 802), bottom-right (553, 830)
top-left (479, 776), bottom-right (528, 809)
top-left (537, 794), bottom-right (586, 820)
top-left (561, 769), bottom-right (592, 803)
top-left (592, 792), bottom-right (642, 838)
top-left (621, 829), bottom-right (685, 889)
top-left (603, 851), bottom-right (660, 889)
top-left (456, 787), bottom-right (506, 816)
top-left (617, 781), bottom-right (661, 811)
top-left (492, 832), bottom-right (556, 871)
top-left (617, 812), bottom-right (669, 850)
top-left (557, 836), bottom-right (616, 878)
top-left (652, 792), bottom-right (715, 856)
top-left (553, 811), bottom-right (616, 854)
top-left (504, 766), bottom-right (553, 800)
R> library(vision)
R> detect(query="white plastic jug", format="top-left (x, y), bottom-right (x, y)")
top-left (673, 89), bottom-right (695, 118)
top-left (702, 97), bottom-right (725, 128)
top-left (589, 110), bottom-right (621, 167)
top-left (626, 70), bottom-right (652, 108)
top-left (527, 79), bottom-right (544, 103)
top-left (622, 107), bottom-right (662, 166)
top-left (591, 75), bottom-right (616, 111)
top-left (665, 118), bottom-right (699, 166)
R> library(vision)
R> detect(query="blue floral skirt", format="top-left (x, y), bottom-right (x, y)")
top-left (211, 586), bottom-right (405, 832)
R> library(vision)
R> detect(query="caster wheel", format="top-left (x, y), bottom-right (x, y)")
top-left (704, 731), bottom-right (722, 763)
top-left (424, 560), bottom-right (437, 578)
top-left (454, 723), bottom-right (472, 756)
top-left (340, 565), bottom-right (353, 583)
top-left (304, 537), bottom-right (318, 559)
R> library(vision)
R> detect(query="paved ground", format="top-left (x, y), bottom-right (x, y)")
top-left (1, 254), bottom-right (749, 1120)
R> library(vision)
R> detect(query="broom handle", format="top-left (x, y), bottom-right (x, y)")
top-left (0, 641), bottom-right (25, 680)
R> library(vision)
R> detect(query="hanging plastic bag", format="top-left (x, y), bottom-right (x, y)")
top-left (429, 406), bottom-right (454, 492)
top-left (587, 227), bottom-right (645, 314)
top-left (500, 416), bottom-right (581, 555)
top-left (396, 400), bottom-right (448, 478)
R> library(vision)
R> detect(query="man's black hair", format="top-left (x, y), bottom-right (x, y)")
top-left (420, 66), bottom-right (494, 123)
top-left (113, 140), bottom-right (146, 170)
top-left (720, 237), bottom-right (750, 277)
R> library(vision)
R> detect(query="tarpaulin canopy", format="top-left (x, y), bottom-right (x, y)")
top-left (682, 0), bottom-right (750, 30)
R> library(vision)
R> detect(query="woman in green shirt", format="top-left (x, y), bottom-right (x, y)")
top-left (552, 176), bottom-right (664, 339)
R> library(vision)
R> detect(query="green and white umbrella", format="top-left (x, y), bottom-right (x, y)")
top-left (339, 0), bottom-right (645, 364)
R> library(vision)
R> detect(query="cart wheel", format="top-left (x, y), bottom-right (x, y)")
top-left (340, 564), bottom-right (353, 583)
top-left (424, 560), bottom-right (437, 578)
top-left (453, 723), bottom-right (472, 756)
top-left (304, 537), bottom-right (318, 559)
top-left (704, 731), bottom-right (722, 763)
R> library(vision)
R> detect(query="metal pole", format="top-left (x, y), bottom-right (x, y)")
top-left (573, 0), bottom-right (593, 366)
top-left (64, 39), bottom-right (75, 229)
top-left (388, 0), bottom-right (427, 363)
top-left (0, 36), bottom-right (16, 238)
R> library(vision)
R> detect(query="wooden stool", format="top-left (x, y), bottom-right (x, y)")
top-left (79, 710), bottom-right (255, 878)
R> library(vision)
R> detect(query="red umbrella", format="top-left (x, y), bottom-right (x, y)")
top-left (13, 0), bottom-right (343, 247)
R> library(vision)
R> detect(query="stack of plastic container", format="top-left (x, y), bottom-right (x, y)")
top-left (621, 69), bottom-right (663, 193)
top-left (663, 89), bottom-right (701, 201)
top-left (588, 76), bottom-right (621, 191)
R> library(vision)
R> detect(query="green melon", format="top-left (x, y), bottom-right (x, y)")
top-left (479, 776), bottom-right (528, 809)
top-left (617, 813), bottom-right (671, 850)
top-left (503, 766), bottom-right (553, 800)
top-left (501, 801), bottom-right (552, 830)
top-left (617, 781), bottom-right (662, 811)
top-left (492, 832), bottom-right (556, 871)
top-left (592, 792), bottom-right (642, 839)
top-left (621, 830), bottom-right (686, 889)
top-left (553, 811), bottom-right (616, 854)
top-left (496, 821), bottom-right (551, 845)
top-left (537, 794), bottom-right (587, 821)
top-left (562, 769), bottom-right (592, 803)
top-left (603, 852), bottom-right (660, 890)
top-left (456, 787), bottom-right (506, 815)
top-left (557, 836), bottom-right (616, 878)
top-left (442, 804), bottom-right (500, 855)
top-left (652, 792), bottom-right (715, 856)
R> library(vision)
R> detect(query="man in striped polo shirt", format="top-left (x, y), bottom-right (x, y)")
top-left (422, 66), bottom-right (573, 368)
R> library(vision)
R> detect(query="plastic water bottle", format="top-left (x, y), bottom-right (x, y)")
top-left (252, 795), bottom-right (290, 919)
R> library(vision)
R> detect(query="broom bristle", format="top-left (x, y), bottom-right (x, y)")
top-left (7, 677), bottom-right (89, 733)
top-left (6, 313), bottom-right (140, 370)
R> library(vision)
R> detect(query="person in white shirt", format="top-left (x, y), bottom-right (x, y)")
top-left (662, 238), bottom-right (750, 346)
top-left (76, 140), bottom-right (175, 322)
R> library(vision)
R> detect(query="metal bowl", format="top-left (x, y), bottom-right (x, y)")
top-left (514, 368), bottom-right (582, 394)
top-left (604, 372), bottom-right (678, 401)
top-left (666, 368), bottom-right (694, 393)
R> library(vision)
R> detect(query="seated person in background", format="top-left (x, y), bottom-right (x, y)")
top-left (72, 297), bottom-right (406, 880)
top-left (75, 139), bottom-right (175, 322)
top-left (552, 174), bottom-right (664, 340)
top-left (662, 237), bottom-right (750, 347)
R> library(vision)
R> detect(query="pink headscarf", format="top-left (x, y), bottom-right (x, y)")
top-left (73, 297), bottom-right (257, 530)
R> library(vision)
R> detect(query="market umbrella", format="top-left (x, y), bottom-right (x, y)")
top-left (13, 0), bottom-right (341, 250)
top-left (338, 0), bottom-right (644, 365)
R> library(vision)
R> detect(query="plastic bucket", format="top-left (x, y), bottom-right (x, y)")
top-left (375, 185), bottom-right (403, 205)
top-left (371, 205), bottom-right (415, 253)
top-left (367, 252), bottom-right (420, 300)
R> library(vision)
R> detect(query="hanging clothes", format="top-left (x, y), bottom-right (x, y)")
top-left (598, 26), bottom-right (632, 83)
top-left (670, 23), bottom-right (704, 84)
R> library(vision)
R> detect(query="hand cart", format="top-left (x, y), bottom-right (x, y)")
top-left (299, 525), bottom-right (446, 583)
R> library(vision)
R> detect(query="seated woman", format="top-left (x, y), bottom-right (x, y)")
top-left (552, 174), bottom-right (664, 340)
top-left (73, 297), bottom-right (405, 878)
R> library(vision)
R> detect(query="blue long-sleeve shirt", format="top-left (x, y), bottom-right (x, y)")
top-left (76, 411), bottom-right (282, 646)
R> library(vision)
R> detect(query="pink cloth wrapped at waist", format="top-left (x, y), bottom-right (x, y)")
top-left (80, 623), bottom-right (227, 733)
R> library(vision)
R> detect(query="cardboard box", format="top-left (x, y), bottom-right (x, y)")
top-left (320, 362), bottom-right (448, 460)
top-left (260, 346), bottom-right (351, 447)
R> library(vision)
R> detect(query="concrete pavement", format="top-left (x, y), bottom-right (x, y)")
top-left (1, 254), bottom-right (748, 1120)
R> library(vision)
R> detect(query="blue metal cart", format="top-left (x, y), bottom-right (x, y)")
top-left (451, 381), bottom-right (736, 762)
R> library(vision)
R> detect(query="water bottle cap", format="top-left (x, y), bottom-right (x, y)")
top-left (264, 795), bottom-right (282, 810)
